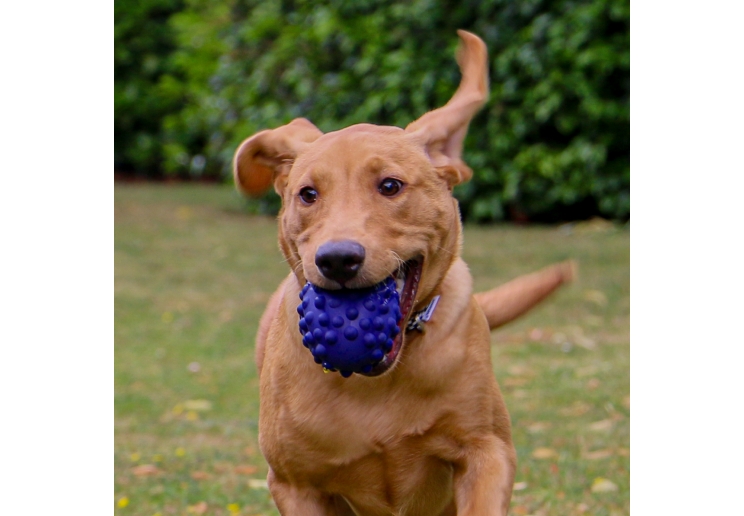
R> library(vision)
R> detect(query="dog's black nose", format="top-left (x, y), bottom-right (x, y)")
top-left (315, 240), bottom-right (366, 285)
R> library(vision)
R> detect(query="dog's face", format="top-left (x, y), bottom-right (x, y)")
top-left (233, 31), bottom-right (488, 374)
top-left (279, 125), bottom-right (461, 307)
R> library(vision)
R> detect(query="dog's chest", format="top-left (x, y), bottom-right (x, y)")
top-left (262, 384), bottom-right (459, 499)
top-left (270, 405), bottom-right (455, 514)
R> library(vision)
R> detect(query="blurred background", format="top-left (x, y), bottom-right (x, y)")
top-left (114, 0), bottom-right (629, 223)
top-left (115, 1), bottom-right (629, 514)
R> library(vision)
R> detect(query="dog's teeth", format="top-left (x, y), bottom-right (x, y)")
top-left (396, 276), bottom-right (405, 295)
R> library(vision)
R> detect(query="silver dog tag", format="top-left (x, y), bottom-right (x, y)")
top-left (406, 295), bottom-right (441, 333)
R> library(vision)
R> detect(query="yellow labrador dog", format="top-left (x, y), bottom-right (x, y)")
top-left (234, 31), bottom-right (573, 516)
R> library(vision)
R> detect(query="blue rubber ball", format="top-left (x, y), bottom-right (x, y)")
top-left (297, 278), bottom-right (402, 377)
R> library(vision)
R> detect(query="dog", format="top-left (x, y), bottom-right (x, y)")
top-left (233, 31), bottom-right (573, 516)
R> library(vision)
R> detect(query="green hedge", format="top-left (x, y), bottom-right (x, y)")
top-left (115, 0), bottom-right (629, 221)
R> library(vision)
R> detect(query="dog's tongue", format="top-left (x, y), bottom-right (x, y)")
top-left (297, 278), bottom-right (402, 377)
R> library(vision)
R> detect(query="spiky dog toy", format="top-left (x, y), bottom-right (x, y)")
top-left (297, 278), bottom-right (402, 377)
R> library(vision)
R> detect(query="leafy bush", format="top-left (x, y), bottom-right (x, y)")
top-left (114, 0), bottom-right (185, 176)
top-left (115, 0), bottom-right (629, 221)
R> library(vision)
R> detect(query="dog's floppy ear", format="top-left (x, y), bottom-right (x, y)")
top-left (233, 118), bottom-right (323, 197)
top-left (405, 30), bottom-right (488, 188)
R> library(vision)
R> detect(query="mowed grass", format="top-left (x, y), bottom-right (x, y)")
top-left (115, 184), bottom-right (629, 516)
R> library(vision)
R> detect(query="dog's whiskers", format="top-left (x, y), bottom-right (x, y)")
top-left (390, 251), bottom-right (406, 273)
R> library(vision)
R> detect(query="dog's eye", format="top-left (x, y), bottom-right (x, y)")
top-left (378, 178), bottom-right (403, 197)
top-left (298, 187), bottom-right (318, 205)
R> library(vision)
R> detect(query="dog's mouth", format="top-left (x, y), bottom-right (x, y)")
top-left (360, 257), bottom-right (423, 377)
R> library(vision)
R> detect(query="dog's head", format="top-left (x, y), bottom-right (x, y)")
top-left (234, 31), bottom-right (488, 374)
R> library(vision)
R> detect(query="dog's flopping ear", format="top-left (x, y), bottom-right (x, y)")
top-left (405, 30), bottom-right (488, 188)
top-left (233, 118), bottom-right (323, 197)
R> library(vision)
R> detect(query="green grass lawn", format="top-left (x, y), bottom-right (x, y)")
top-left (115, 184), bottom-right (629, 516)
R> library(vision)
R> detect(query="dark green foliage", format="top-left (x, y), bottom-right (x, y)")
top-left (115, 0), bottom-right (185, 176)
top-left (115, 0), bottom-right (629, 221)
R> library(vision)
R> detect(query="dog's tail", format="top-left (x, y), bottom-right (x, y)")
top-left (474, 261), bottom-right (576, 331)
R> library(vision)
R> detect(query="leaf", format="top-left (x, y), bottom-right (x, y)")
top-left (234, 464), bottom-right (259, 475)
top-left (560, 401), bottom-right (592, 417)
top-left (187, 501), bottom-right (208, 514)
top-left (183, 399), bottom-right (212, 411)
top-left (583, 289), bottom-right (608, 306)
top-left (503, 377), bottom-right (530, 387)
top-left (248, 478), bottom-right (269, 489)
top-left (585, 378), bottom-right (601, 389)
top-left (527, 422), bottom-right (549, 434)
top-left (132, 464), bottom-right (162, 476)
top-left (589, 418), bottom-right (615, 431)
top-left (583, 448), bottom-right (613, 460)
top-left (591, 477), bottom-right (618, 493)
top-left (513, 481), bottom-right (528, 491)
top-left (190, 471), bottom-right (210, 480)
top-left (531, 447), bottom-right (558, 459)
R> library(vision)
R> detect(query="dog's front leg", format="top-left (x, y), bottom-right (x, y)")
top-left (267, 469), bottom-right (337, 516)
top-left (452, 436), bottom-right (516, 515)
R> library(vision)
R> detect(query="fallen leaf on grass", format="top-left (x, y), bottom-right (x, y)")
top-left (187, 501), bottom-right (208, 514)
top-left (190, 471), bottom-right (210, 480)
top-left (528, 328), bottom-right (547, 341)
top-left (585, 378), bottom-right (601, 390)
top-left (503, 377), bottom-right (530, 387)
top-left (531, 447), bottom-right (558, 459)
top-left (176, 206), bottom-right (192, 220)
top-left (591, 477), bottom-right (618, 493)
top-left (560, 402), bottom-right (592, 417)
top-left (235, 465), bottom-right (259, 475)
top-left (512, 505), bottom-right (529, 515)
top-left (183, 399), bottom-right (212, 411)
top-left (507, 364), bottom-right (535, 376)
top-left (248, 478), bottom-right (269, 489)
top-left (589, 418), bottom-right (615, 431)
top-left (583, 290), bottom-right (608, 306)
top-left (132, 464), bottom-right (162, 476)
top-left (213, 462), bottom-right (232, 473)
top-left (527, 422), bottom-right (549, 434)
top-left (583, 448), bottom-right (614, 460)
top-left (513, 481), bottom-right (528, 491)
